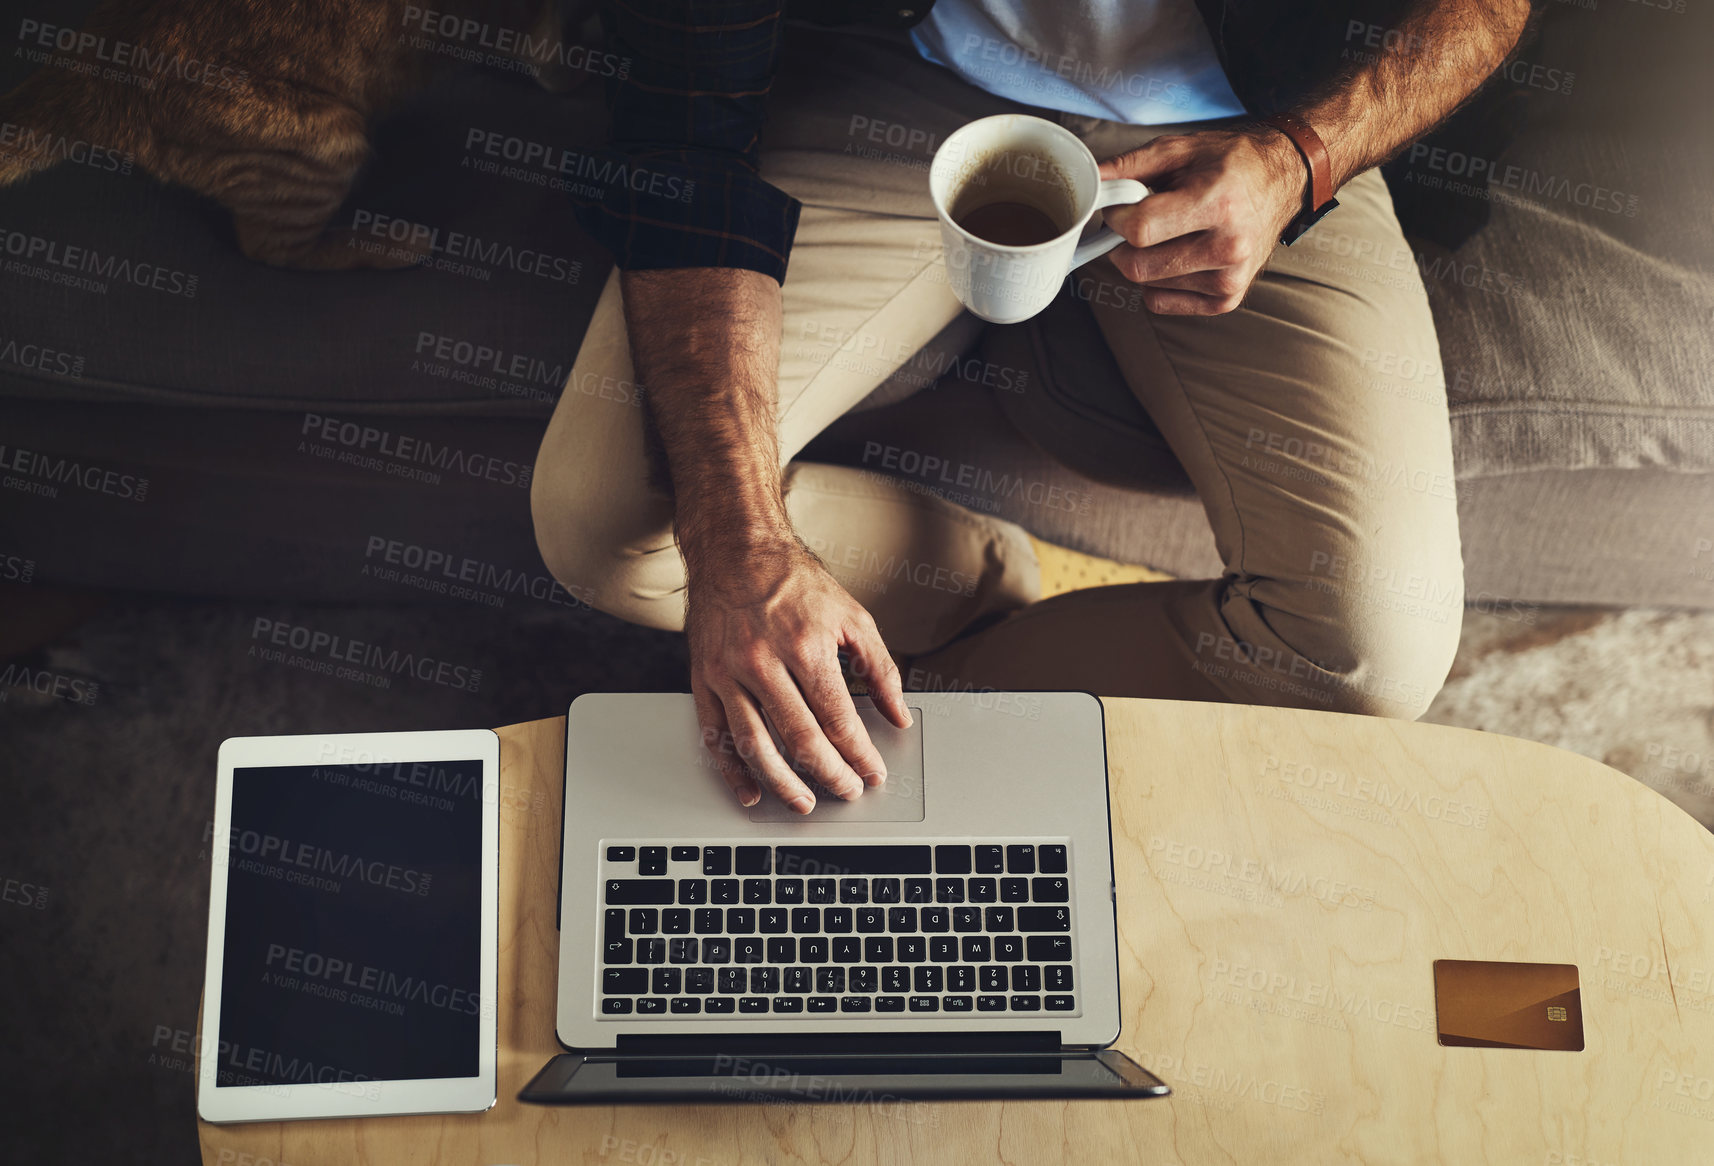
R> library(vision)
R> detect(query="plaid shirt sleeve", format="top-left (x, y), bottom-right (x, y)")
top-left (569, 0), bottom-right (802, 284)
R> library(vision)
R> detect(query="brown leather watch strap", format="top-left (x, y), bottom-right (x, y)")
top-left (1261, 112), bottom-right (1335, 213)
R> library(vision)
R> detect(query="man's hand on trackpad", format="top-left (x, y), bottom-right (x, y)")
top-left (686, 536), bottom-right (912, 814)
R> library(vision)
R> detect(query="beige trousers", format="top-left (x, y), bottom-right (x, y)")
top-left (531, 24), bottom-right (1463, 719)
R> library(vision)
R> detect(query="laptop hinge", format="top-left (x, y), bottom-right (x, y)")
top-left (612, 1031), bottom-right (1062, 1058)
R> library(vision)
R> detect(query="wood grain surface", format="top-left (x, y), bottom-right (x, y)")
top-left (198, 700), bottom-right (1714, 1165)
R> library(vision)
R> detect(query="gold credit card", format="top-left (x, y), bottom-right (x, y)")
top-left (1433, 960), bottom-right (1584, 1051)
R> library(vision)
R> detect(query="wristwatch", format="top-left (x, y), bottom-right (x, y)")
top-left (1262, 112), bottom-right (1339, 245)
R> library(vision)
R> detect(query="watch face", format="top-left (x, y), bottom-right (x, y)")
top-left (1283, 196), bottom-right (1340, 245)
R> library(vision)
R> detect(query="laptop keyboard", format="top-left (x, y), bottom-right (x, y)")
top-left (597, 842), bottom-right (1076, 1018)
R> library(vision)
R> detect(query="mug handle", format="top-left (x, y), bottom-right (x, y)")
top-left (1070, 178), bottom-right (1150, 269)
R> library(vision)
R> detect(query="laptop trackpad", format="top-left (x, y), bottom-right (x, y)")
top-left (747, 706), bottom-right (925, 823)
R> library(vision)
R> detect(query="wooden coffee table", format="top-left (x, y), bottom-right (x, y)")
top-left (197, 699), bottom-right (1714, 1165)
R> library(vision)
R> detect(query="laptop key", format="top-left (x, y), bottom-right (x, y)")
top-left (1046, 964), bottom-right (1074, 991)
top-left (897, 937), bottom-right (926, 962)
top-left (800, 937), bottom-right (829, 963)
top-left (849, 967), bottom-right (878, 993)
top-left (774, 879), bottom-right (805, 904)
top-left (751, 967), bottom-right (779, 993)
top-left (839, 878), bottom-right (868, 903)
top-left (637, 997), bottom-right (667, 1014)
top-left (1046, 995), bottom-right (1076, 1011)
top-left (832, 937), bottom-right (862, 962)
top-left (1032, 877), bottom-right (1069, 903)
top-left (760, 908), bottom-right (788, 933)
top-left (718, 968), bottom-right (746, 993)
top-left (671, 845), bottom-right (700, 862)
top-left (1018, 907), bottom-right (1071, 932)
top-left (871, 878), bottom-right (901, 904)
top-left (994, 935), bottom-right (1024, 961)
top-left (685, 968), bottom-right (714, 993)
top-left (1010, 995), bottom-right (1042, 1011)
top-left (652, 968), bottom-right (681, 994)
top-left (791, 907), bottom-right (820, 933)
top-left (856, 907), bottom-right (886, 933)
top-left (727, 908), bottom-right (756, 934)
top-left (817, 968), bottom-right (846, 993)
top-left (909, 996), bottom-right (939, 1012)
top-left (678, 879), bottom-right (708, 905)
top-left (735, 846), bottom-right (771, 875)
top-left (694, 908), bottom-right (723, 935)
top-left (604, 909), bottom-right (627, 944)
top-left (904, 878), bottom-right (934, 904)
top-left (840, 997), bottom-right (872, 1013)
top-left (1006, 845), bottom-right (1035, 874)
top-left (742, 879), bottom-right (772, 905)
top-left (640, 846), bottom-right (667, 876)
top-left (1039, 845), bottom-right (1068, 874)
top-left (672, 998), bottom-right (702, 1013)
top-left (974, 845), bottom-right (1004, 874)
top-left (977, 995), bottom-right (1007, 1011)
top-left (808, 879), bottom-right (837, 904)
top-left (702, 847), bottom-right (731, 875)
top-left (733, 938), bottom-right (765, 964)
top-left (882, 966), bottom-right (909, 993)
top-left (784, 967), bottom-right (812, 993)
top-left (913, 967), bottom-right (943, 993)
top-left (935, 879), bottom-right (965, 904)
top-left (602, 968), bottom-right (646, 994)
top-left (866, 937), bottom-right (894, 963)
top-left (935, 845), bottom-right (972, 874)
top-left (605, 846), bottom-right (636, 863)
top-left (824, 908), bottom-right (853, 933)
top-left (629, 908), bottom-right (658, 934)
top-left (711, 879), bottom-right (740, 905)
top-left (952, 907), bottom-right (982, 932)
top-left (775, 844), bottom-right (931, 874)
top-left (773, 997), bottom-right (804, 1013)
top-left (601, 998), bottom-right (633, 1014)
top-left (702, 938), bottom-right (731, 963)
top-left (1028, 936), bottom-right (1073, 962)
top-left (604, 940), bottom-right (633, 964)
top-left (638, 939), bottom-right (666, 964)
top-left (606, 879), bottom-right (674, 905)
top-left (807, 997), bottom-right (836, 1012)
top-left (921, 907), bottom-right (950, 932)
top-left (888, 907), bottom-right (917, 933)
top-left (663, 908), bottom-right (691, 934)
top-left (1000, 878), bottom-right (1030, 903)
top-left (967, 878), bottom-right (997, 903)
top-left (669, 938), bottom-right (699, 963)
top-left (962, 937), bottom-right (992, 962)
top-left (985, 907), bottom-right (1014, 931)
top-left (766, 937), bottom-right (796, 964)
top-left (980, 966), bottom-right (1007, 992)
top-left (1011, 966), bottom-right (1041, 991)
top-left (876, 995), bottom-right (906, 1012)
top-left (705, 998), bottom-right (735, 1013)
top-left (948, 965), bottom-right (976, 993)
top-left (739, 997), bottom-right (769, 1013)
top-left (929, 937), bottom-right (959, 962)
top-left (944, 995), bottom-right (974, 1012)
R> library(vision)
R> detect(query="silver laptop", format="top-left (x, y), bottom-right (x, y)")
top-left (520, 690), bottom-right (1167, 1103)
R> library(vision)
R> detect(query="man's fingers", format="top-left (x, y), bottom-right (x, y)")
top-left (1139, 287), bottom-right (1237, 317)
top-left (722, 685), bottom-right (821, 813)
top-left (1102, 187), bottom-right (1216, 251)
top-left (796, 654), bottom-right (888, 793)
top-left (843, 613), bottom-right (912, 734)
top-left (1108, 232), bottom-right (1218, 285)
top-left (754, 661), bottom-right (866, 800)
top-left (694, 684), bottom-right (758, 807)
top-left (1097, 134), bottom-right (1200, 187)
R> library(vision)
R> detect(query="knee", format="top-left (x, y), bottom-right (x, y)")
top-left (1276, 572), bottom-right (1464, 720)
top-left (529, 453), bottom-right (662, 623)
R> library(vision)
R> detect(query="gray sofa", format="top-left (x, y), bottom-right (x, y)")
top-left (2, 2), bottom-right (1710, 609)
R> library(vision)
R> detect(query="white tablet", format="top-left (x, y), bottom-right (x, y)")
top-left (197, 730), bottom-right (500, 1123)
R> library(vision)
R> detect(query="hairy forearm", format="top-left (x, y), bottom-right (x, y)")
top-left (1297, 0), bottom-right (1533, 188)
top-left (621, 266), bottom-right (791, 580)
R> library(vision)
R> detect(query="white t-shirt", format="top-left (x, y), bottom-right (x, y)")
top-left (910, 0), bottom-right (1246, 125)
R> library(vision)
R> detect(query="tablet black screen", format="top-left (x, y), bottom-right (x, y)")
top-left (215, 760), bottom-right (484, 1088)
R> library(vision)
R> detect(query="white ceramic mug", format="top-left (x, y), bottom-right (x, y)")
top-left (929, 113), bottom-right (1149, 325)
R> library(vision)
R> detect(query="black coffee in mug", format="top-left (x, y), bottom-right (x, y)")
top-left (955, 199), bottom-right (1064, 247)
